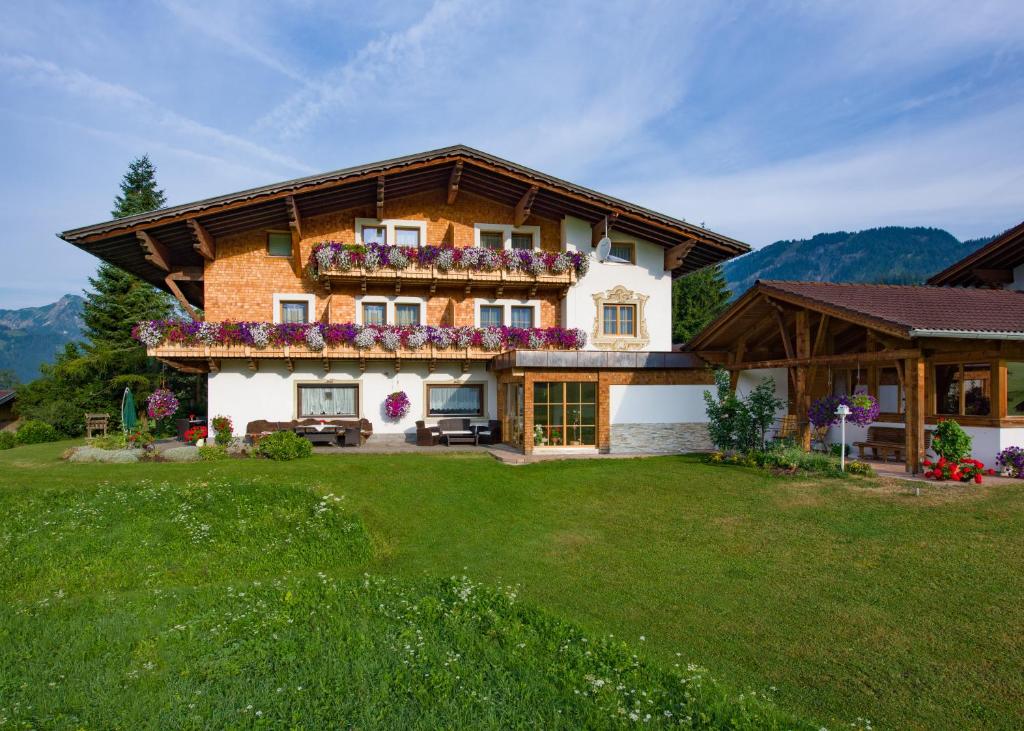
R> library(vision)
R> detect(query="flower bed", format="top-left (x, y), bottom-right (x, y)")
top-left (306, 241), bottom-right (589, 279)
top-left (134, 320), bottom-right (587, 352)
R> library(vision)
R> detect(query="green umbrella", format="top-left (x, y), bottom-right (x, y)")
top-left (121, 388), bottom-right (137, 433)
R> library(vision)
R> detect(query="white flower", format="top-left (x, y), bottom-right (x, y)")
top-left (570, 328), bottom-right (587, 348)
top-left (380, 329), bottom-right (401, 351)
top-left (246, 322), bottom-right (271, 348)
top-left (527, 251), bottom-right (548, 275)
top-left (480, 328), bottom-right (503, 351)
top-left (503, 250), bottom-right (521, 271)
top-left (315, 246), bottom-right (334, 271)
top-left (305, 326), bottom-right (325, 351)
top-left (477, 247), bottom-right (500, 271)
top-left (406, 327), bottom-right (429, 349)
top-left (460, 247), bottom-right (483, 270)
top-left (455, 327), bottom-right (474, 349)
top-left (389, 248), bottom-right (410, 270)
top-left (576, 254), bottom-right (591, 276)
top-left (430, 328), bottom-right (453, 349)
top-left (354, 327), bottom-right (378, 349)
top-left (135, 321), bottom-right (163, 347)
top-left (197, 321), bottom-right (220, 345)
top-left (527, 331), bottom-right (545, 349)
top-left (363, 248), bottom-right (381, 271)
top-left (335, 249), bottom-right (353, 271)
top-left (435, 248), bottom-right (456, 271)
top-left (551, 251), bottom-right (572, 274)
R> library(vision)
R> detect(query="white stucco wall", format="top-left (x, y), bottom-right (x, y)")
top-left (736, 368), bottom-right (790, 420)
top-left (208, 362), bottom-right (497, 437)
top-left (560, 215), bottom-right (673, 351)
top-left (609, 384), bottom-right (709, 424)
top-left (1011, 262), bottom-right (1024, 291)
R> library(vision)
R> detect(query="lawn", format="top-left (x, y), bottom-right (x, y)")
top-left (2, 443), bottom-right (1023, 729)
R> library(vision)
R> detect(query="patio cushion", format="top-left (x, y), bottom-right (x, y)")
top-left (444, 430), bottom-right (474, 436)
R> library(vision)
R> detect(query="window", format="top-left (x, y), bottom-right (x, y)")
top-left (510, 232), bottom-right (534, 250)
top-left (510, 306), bottom-right (534, 329)
top-left (480, 231), bottom-right (504, 250)
top-left (480, 305), bottom-right (504, 327)
top-left (877, 367), bottom-right (905, 415)
top-left (427, 384), bottom-right (483, 417)
top-left (395, 227), bottom-right (421, 247)
top-left (267, 232), bottom-right (292, 257)
top-left (395, 303), bottom-right (421, 326)
top-left (608, 241), bottom-right (635, 264)
top-left (533, 381), bottom-right (596, 447)
top-left (602, 304), bottom-right (635, 336)
top-left (298, 384), bottom-right (358, 418)
top-left (362, 303), bottom-right (386, 325)
top-left (1008, 362), bottom-right (1024, 416)
top-left (361, 225), bottom-right (386, 245)
top-left (279, 300), bottom-right (309, 324)
top-left (935, 363), bottom-right (991, 416)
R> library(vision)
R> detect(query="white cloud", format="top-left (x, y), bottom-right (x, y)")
top-left (618, 102), bottom-right (1024, 246)
top-left (0, 52), bottom-right (314, 176)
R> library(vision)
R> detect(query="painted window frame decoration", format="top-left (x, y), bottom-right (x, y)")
top-left (296, 382), bottom-right (359, 418)
top-left (591, 285), bottom-right (650, 350)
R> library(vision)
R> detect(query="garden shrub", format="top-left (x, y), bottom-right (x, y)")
top-left (211, 415), bottom-right (233, 446)
top-left (256, 430), bottom-right (313, 461)
top-left (15, 420), bottom-right (60, 445)
top-left (931, 419), bottom-right (971, 462)
top-left (0, 431), bottom-right (16, 450)
top-left (703, 369), bottom-right (783, 452)
top-left (90, 433), bottom-right (128, 450)
top-left (198, 444), bottom-right (230, 461)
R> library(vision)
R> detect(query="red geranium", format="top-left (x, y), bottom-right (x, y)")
top-left (923, 455), bottom-right (989, 484)
top-left (184, 425), bottom-right (208, 444)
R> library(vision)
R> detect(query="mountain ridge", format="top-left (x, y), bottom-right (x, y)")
top-left (722, 226), bottom-right (994, 297)
top-left (0, 294), bottom-right (84, 382)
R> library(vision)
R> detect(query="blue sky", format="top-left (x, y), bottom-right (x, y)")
top-left (1, 0), bottom-right (1023, 308)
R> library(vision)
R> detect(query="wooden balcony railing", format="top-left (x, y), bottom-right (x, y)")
top-left (317, 263), bottom-right (576, 296)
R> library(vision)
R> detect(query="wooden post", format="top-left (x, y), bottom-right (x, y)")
top-left (794, 310), bottom-right (811, 450)
top-left (905, 357), bottom-right (926, 473)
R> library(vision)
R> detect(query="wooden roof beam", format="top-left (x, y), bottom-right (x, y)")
top-left (187, 219), bottom-right (216, 261)
top-left (286, 196), bottom-right (303, 239)
top-left (591, 213), bottom-right (619, 246)
top-left (514, 185), bottom-right (539, 226)
top-left (446, 160), bottom-right (463, 204)
top-left (164, 273), bottom-right (199, 321)
top-left (137, 230), bottom-right (171, 272)
top-left (664, 240), bottom-right (695, 271)
top-left (376, 175), bottom-right (385, 220)
top-left (765, 298), bottom-right (795, 360)
top-left (973, 267), bottom-right (1013, 286)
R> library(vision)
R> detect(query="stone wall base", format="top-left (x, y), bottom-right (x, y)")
top-left (609, 423), bottom-right (713, 454)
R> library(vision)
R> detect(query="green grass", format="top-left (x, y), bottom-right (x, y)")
top-left (2, 442), bottom-right (1023, 728)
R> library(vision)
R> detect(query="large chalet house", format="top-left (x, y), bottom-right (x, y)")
top-left (690, 220), bottom-right (1024, 472)
top-left (60, 145), bottom-right (748, 454)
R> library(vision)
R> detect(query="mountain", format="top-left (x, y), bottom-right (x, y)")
top-left (0, 295), bottom-right (84, 382)
top-left (723, 226), bottom-right (994, 297)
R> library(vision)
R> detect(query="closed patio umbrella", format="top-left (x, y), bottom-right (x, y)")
top-left (121, 388), bottom-right (137, 432)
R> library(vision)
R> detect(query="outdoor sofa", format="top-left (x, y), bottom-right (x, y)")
top-left (245, 418), bottom-right (373, 447)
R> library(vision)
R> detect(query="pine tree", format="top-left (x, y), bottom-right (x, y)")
top-left (111, 154), bottom-right (166, 218)
top-left (671, 265), bottom-right (732, 345)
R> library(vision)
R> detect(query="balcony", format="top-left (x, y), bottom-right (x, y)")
top-left (136, 320), bottom-right (587, 374)
top-left (317, 262), bottom-right (577, 296)
top-left (308, 242), bottom-right (587, 296)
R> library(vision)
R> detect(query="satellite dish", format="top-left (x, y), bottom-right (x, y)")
top-left (596, 236), bottom-right (612, 261)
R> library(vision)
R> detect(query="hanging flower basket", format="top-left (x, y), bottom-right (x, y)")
top-left (807, 393), bottom-right (880, 429)
top-left (384, 391), bottom-right (411, 420)
top-left (147, 388), bottom-right (179, 420)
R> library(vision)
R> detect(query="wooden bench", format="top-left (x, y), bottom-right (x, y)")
top-left (85, 413), bottom-right (109, 438)
top-left (853, 426), bottom-right (933, 462)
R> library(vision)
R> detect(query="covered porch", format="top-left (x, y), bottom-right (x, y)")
top-left (690, 281), bottom-right (1024, 473)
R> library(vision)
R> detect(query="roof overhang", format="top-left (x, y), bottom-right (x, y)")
top-left (908, 329), bottom-right (1024, 340)
top-left (58, 145), bottom-right (751, 305)
top-left (927, 219), bottom-right (1024, 287)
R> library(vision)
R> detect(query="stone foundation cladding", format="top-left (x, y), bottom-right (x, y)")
top-left (609, 423), bottom-right (713, 454)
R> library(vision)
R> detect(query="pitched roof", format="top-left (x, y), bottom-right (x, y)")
top-left (57, 145), bottom-right (750, 305)
top-left (0, 390), bottom-right (15, 407)
top-left (760, 280), bottom-right (1024, 336)
top-left (689, 279), bottom-right (1024, 351)
top-left (927, 219), bottom-right (1024, 286)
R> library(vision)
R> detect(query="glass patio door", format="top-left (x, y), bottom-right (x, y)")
top-left (532, 382), bottom-right (596, 447)
top-left (505, 382), bottom-right (524, 448)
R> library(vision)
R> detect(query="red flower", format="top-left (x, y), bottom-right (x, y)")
top-left (974, 474), bottom-right (982, 484)
top-left (986, 469), bottom-right (997, 475)
top-left (922, 458), bottom-right (932, 467)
